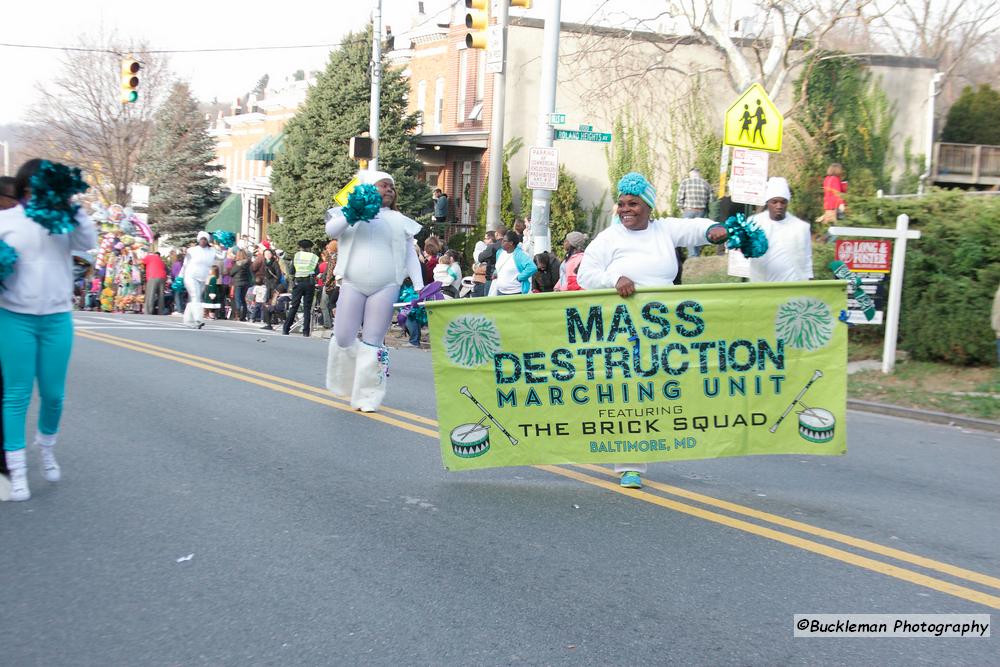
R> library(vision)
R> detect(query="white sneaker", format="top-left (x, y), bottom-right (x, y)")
top-left (6, 450), bottom-right (29, 501)
top-left (10, 469), bottom-right (30, 501)
top-left (39, 446), bottom-right (61, 482)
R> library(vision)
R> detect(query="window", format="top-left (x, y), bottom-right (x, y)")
top-left (416, 80), bottom-right (427, 133)
top-left (434, 77), bottom-right (445, 133)
top-left (475, 49), bottom-right (486, 102)
top-left (457, 49), bottom-right (468, 123)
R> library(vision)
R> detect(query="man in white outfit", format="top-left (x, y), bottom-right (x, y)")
top-left (181, 231), bottom-right (224, 328)
top-left (748, 177), bottom-right (813, 283)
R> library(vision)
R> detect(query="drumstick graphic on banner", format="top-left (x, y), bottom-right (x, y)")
top-left (769, 369), bottom-right (823, 433)
top-left (459, 386), bottom-right (519, 445)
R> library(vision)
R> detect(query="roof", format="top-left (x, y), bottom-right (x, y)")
top-left (205, 193), bottom-right (242, 234)
top-left (247, 133), bottom-right (286, 162)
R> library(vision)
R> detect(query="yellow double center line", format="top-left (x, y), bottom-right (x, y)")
top-left (77, 328), bottom-right (1000, 609)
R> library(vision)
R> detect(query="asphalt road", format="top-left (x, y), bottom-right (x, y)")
top-left (2, 312), bottom-right (997, 666)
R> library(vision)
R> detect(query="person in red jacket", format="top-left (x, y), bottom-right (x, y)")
top-left (819, 163), bottom-right (847, 226)
top-left (142, 251), bottom-right (168, 315)
top-left (553, 231), bottom-right (588, 292)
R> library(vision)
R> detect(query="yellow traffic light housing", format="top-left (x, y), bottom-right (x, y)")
top-left (509, 0), bottom-right (532, 7)
top-left (120, 57), bottom-right (141, 104)
top-left (464, 0), bottom-right (489, 49)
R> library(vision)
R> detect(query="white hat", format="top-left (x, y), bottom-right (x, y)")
top-left (196, 231), bottom-right (211, 242)
top-left (358, 170), bottom-right (394, 186)
top-left (764, 177), bottom-right (791, 202)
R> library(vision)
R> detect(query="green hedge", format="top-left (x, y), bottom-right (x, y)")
top-left (842, 191), bottom-right (1000, 365)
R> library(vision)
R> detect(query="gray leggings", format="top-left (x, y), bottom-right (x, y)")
top-left (333, 283), bottom-right (398, 347)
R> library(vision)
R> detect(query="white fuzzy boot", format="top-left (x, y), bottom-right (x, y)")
top-left (351, 343), bottom-right (389, 413)
top-left (326, 339), bottom-right (359, 397)
top-left (6, 449), bottom-right (30, 502)
top-left (36, 432), bottom-right (61, 482)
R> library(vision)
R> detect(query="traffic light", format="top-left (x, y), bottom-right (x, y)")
top-left (349, 136), bottom-right (374, 161)
top-left (120, 56), bottom-right (141, 104)
top-left (509, 0), bottom-right (532, 7)
top-left (464, 0), bottom-right (489, 49)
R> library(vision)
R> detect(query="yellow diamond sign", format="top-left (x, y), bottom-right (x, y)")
top-left (724, 83), bottom-right (783, 153)
top-left (333, 177), bottom-right (361, 207)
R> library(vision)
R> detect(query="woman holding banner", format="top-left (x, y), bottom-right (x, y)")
top-left (577, 172), bottom-right (729, 489)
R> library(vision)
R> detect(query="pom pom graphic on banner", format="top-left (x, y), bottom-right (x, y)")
top-left (24, 160), bottom-right (89, 235)
top-left (342, 183), bottom-right (383, 225)
top-left (775, 298), bottom-right (834, 351)
top-left (721, 213), bottom-right (769, 258)
top-left (0, 239), bottom-right (19, 292)
top-left (443, 315), bottom-right (502, 368)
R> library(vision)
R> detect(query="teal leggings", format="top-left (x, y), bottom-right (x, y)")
top-left (0, 309), bottom-right (74, 452)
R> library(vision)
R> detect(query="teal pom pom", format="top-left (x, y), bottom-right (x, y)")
top-left (722, 213), bottom-right (769, 258)
top-left (0, 239), bottom-right (19, 291)
top-left (171, 275), bottom-right (185, 292)
top-left (24, 161), bottom-right (89, 235)
top-left (342, 183), bottom-right (383, 225)
top-left (212, 230), bottom-right (236, 248)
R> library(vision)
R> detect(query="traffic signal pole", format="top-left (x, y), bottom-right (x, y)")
top-left (485, 0), bottom-right (510, 233)
top-left (527, 0), bottom-right (561, 254)
top-left (369, 0), bottom-right (383, 171)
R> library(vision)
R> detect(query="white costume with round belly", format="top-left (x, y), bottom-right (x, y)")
top-left (324, 171), bottom-right (424, 412)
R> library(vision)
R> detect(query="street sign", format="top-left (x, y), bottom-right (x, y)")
top-left (554, 129), bottom-right (611, 143)
top-left (729, 148), bottom-right (768, 205)
top-left (333, 177), bottom-right (360, 207)
top-left (724, 83), bottom-right (783, 153)
top-left (527, 146), bottom-right (559, 191)
top-left (548, 113), bottom-right (566, 125)
top-left (485, 25), bottom-right (504, 74)
top-left (578, 124), bottom-right (592, 132)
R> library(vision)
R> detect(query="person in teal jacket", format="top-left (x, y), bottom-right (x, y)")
top-left (490, 230), bottom-right (537, 295)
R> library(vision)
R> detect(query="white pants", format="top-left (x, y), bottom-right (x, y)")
top-left (333, 283), bottom-right (398, 348)
top-left (182, 277), bottom-right (205, 325)
top-left (614, 463), bottom-right (647, 474)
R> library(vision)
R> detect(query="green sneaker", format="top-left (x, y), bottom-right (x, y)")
top-left (619, 471), bottom-right (642, 489)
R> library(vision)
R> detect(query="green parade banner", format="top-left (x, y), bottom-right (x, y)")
top-left (427, 282), bottom-right (847, 471)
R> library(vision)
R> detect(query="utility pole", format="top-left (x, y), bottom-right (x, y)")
top-left (527, 0), bottom-right (561, 254)
top-left (0, 140), bottom-right (9, 176)
top-left (369, 0), bottom-right (383, 171)
top-left (485, 1), bottom-right (510, 232)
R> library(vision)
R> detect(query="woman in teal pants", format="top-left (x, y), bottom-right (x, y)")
top-left (0, 159), bottom-right (97, 501)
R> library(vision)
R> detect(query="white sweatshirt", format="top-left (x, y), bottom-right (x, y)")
top-left (577, 217), bottom-right (716, 289)
top-left (181, 244), bottom-right (224, 282)
top-left (747, 212), bottom-right (813, 283)
top-left (0, 205), bottom-right (97, 316)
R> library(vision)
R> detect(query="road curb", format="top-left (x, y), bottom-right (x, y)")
top-left (847, 399), bottom-right (1000, 434)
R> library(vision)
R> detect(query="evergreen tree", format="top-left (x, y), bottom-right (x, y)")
top-left (270, 26), bottom-right (426, 251)
top-left (139, 81), bottom-right (226, 244)
top-left (519, 166), bottom-right (585, 244)
top-left (941, 85), bottom-right (1000, 145)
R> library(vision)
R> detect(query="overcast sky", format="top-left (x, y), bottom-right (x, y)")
top-left (1, 0), bottom-right (651, 125)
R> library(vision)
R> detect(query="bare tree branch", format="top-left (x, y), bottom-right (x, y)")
top-left (21, 31), bottom-right (170, 205)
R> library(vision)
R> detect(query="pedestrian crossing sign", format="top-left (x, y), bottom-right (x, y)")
top-left (333, 177), bottom-right (361, 207)
top-left (724, 83), bottom-right (783, 153)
